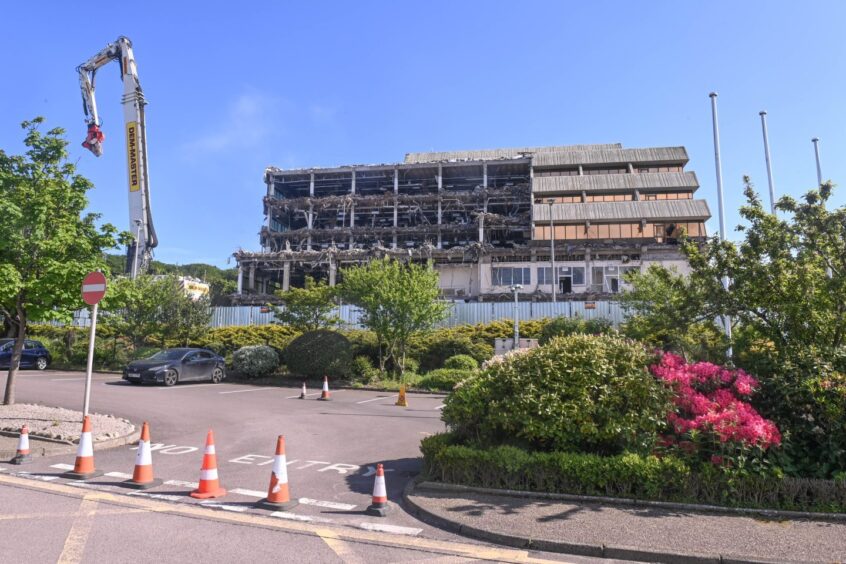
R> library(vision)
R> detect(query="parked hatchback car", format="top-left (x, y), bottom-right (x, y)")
top-left (0, 339), bottom-right (52, 370)
top-left (122, 348), bottom-right (226, 386)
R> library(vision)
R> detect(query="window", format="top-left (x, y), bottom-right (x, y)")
top-left (636, 165), bottom-right (683, 173)
top-left (538, 267), bottom-right (552, 285)
top-left (492, 267), bottom-right (530, 286)
top-left (572, 267), bottom-right (585, 285)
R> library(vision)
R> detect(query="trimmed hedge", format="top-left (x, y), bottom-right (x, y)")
top-left (232, 345), bottom-right (279, 378)
top-left (417, 368), bottom-right (475, 391)
top-left (421, 433), bottom-right (846, 512)
top-left (444, 354), bottom-right (478, 370)
top-left (284, 330), bottom-right (353, 378)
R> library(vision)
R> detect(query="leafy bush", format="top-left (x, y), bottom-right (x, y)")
top-left (539, 315), bottom-right (614, 344)
top-left (352, 356), bottom-right (379, 384)
top-left (442, 334), bottom-right (671, 454)
top-left (340, 330), bottom-right (380, 366)
top-left (444, 355), bottom-right (478, 370)
top-left (420, 433), bottom-right (846, 512)
top-left (417, 368), bottom-right (475, 391)
top-left (284, 330), bottom-right (353, 378)
top-left (232, 345), bottom-right (279, 379)
top-left (651, 353), bottom-right (781, 472)
top-left (410, 333), bottom-right (493, 372)
top-left (196, 325), bottom-right (300, 355)
top-left (401, 357), bottom-right (420, 375)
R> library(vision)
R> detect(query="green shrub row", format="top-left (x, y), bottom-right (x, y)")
top-left (420, 433), bottom-right (846, 512)
top-left (417, 368), bottom-right (476, 391)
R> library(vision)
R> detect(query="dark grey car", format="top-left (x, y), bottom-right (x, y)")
top-left (122, 348), bottom-right (226, 386)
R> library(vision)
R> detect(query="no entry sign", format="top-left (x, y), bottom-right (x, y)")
top-left (81, 271), bottom-right (107, 306)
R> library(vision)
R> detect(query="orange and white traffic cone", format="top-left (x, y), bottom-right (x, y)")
top-left (10, 425), bottom-right (32, 465)
top-left (190, 429), bottom-right (226, 499)
top-left (299, 381), bottom-right (307, 399)
top-left (124, 422), bottom-right (162, 490)
top-left (365, 463), bottom-right (390, 516)
top-left (63, 416), bottom-right (102, 480)
top-left (256, 435), bottom-right (298, 510)
top-left (317, 376), bottom-right (331, 401)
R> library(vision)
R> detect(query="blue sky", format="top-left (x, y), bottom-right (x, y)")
top-left (2, 1), bottom-right (844, 268)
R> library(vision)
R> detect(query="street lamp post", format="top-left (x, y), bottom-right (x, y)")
top-left (547, 199), bottom-right (555, 302)
top-left (509, 284), bottom-right (522, 350)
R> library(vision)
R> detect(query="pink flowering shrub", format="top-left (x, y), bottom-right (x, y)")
top-left (651, 353), bottom-right (781, 470)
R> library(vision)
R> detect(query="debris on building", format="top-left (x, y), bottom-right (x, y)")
top-left (233, 143), bottom-right (710, 303)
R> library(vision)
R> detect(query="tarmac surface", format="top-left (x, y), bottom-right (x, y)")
top-left (0, 370), bottom-right (617, 563)
top-left (406, 483), bottom-right (846, 563)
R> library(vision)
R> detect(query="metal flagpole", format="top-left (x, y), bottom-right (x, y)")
top-left (759, 111), bottom-right (776, 213)
top-left (812, 137), bottom-right (823, 186)
top-left (709, 92), bottom-right (732, 357)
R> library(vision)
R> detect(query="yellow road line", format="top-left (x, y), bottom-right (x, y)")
top-left (56, 495), bottom-right (99, 564)
top-left (0, 508), bottom-right (147, 521)
top-left (0, 474), bottom-right (562, 564)
top-left (316, 528), bottom-right (368, 564)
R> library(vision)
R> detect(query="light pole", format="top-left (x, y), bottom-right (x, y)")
top-left (131, 219), bottom-right (143, 280)
top-left (547, 199), bottom-right (555, 302)
top-left (509, 284), bottom-right (522, 350)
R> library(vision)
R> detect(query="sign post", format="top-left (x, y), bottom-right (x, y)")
top-left (81, 272), bottom-right (107, 417)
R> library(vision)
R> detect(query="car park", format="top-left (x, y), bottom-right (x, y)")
top-left (0, 339), bottom-right (52, 370)
top-left (122, 348), bottom-right (226, 386)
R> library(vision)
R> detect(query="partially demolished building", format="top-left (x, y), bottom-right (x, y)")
top-left (233, 143), bottom-right (710, 303)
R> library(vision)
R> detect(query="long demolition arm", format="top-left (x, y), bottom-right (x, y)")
top-left (77, 36), bottom-right (158, 277)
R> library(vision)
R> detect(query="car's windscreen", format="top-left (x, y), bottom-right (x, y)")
top-left (146, 350), bottom-right (186, 361)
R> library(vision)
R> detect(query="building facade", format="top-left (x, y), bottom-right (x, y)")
top-left (233, 143), bottom-right (710, 303)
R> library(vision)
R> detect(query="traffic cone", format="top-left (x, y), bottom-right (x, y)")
top-left (299, 381), bottom-right (307, 399)
top-left (317, 375), bottom-right (331, 401)
top-left (63, 416), bottom-right (103, 480)
top-left (123, 422), bottom-right (162, 489)
top-left (256, 435), bottom-right (298, 510)
top-left (365, 463), bottom-right (390, 516)
top-left (395, 385), bottom-right (408, 407)
top-left (10, 425), bottom-right (32, 465)
top-left (190, 429), bottom-right (226, 499)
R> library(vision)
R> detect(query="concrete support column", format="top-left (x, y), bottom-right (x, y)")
top-left (437, 164), bottom-right (443, 249)
top-left (248, 263), bottom-right (256, 291)
top-left (581, 190), bottom-right (587, 203)
top-left (308, 172), bottom-right (315, 251)
top-left (634, 189), bottom-right (640, 201)
top-left (350, 170), bottom-right (356, 249)
top-left (282, 262), bottom-right (291, 292)
top-left (578, 165), bottom-right (584, 176)
top-left (482, 162), bottom-right (488, 188)
top-left (628, 162), bottom-right (634, 174)
top-left (329, 258), bottom-right (337, 287)
top-left (393, 167), bottom-right (399, 249)
top-left (478, 215), bottom-right (484, 243)
top-left (585, 248), bottom-right (592, 290)
top-left (237, 265), bottom-right (243, 294)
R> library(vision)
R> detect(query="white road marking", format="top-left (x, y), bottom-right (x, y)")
top-left (105, 472), bottom-right (133, 479)
top-left (286, 392), bottom-right (321, 399)
top-left (356, 395), bottom-right (398, 404)
top-left (298, 498), bottom-right (356, 511)
top-left (128, 492), bottom-right (184, 502)
top-left (51, 378), bottom-right (85, 381)
top-left (164, 479), bottom-right (199, 488)
top-left (361, 465), bottom-right (395, 478)
top-left (359, 522), bottom-right (422, 536)
top-left (230, 488), bottom-right (266, 498)
top-left (200, 502), bottom-right (248, 512)
top-left (271, 511), bottom-right (332, 523)
top-left (158, 384), bottom-right (220, 390)
top-left (434, 404), bottom-right (445, 410)
top-left (51, 463), bottom-right (75, 471)
top-left (219, 387), bottom-right (275, 395)
top-left (18, 472), bottom-right (58, 481)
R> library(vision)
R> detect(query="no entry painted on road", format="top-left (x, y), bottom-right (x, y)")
top-left (82, 271), bottom-right (107, 305)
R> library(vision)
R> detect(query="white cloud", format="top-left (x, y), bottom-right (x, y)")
top-left (180, 90), bottom-right (280, 158)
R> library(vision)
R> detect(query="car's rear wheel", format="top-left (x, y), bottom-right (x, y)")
top-left (35, 357), bottom-right (48, 370)
top-left (211, 368), bottom-right (224, 384)
top-left (163, 370), bottom-right (178, 387)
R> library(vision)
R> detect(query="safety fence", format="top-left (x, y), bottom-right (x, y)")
top-left (59, 301), bottom-right (625, 329)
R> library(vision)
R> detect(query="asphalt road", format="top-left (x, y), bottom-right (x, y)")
top-left (0, 370), bottom-right (623, 563)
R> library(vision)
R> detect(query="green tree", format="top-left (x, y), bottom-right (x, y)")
top-left (340, 258), bottom-right (451, 375)
top-left (620, 265), bottom-right (728, 362)
top-left (272, 276), bottom-right (339, 332)
top-left (0, 118), bottom-right (122, 404)
top-left (102, 274), bottom-right (211, 349)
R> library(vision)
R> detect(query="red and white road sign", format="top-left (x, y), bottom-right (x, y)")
top-left (81, 271), bottom-right (107, 306)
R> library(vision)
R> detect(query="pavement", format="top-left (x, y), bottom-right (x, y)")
top-left (405, 482), bottom-right (846, 563)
